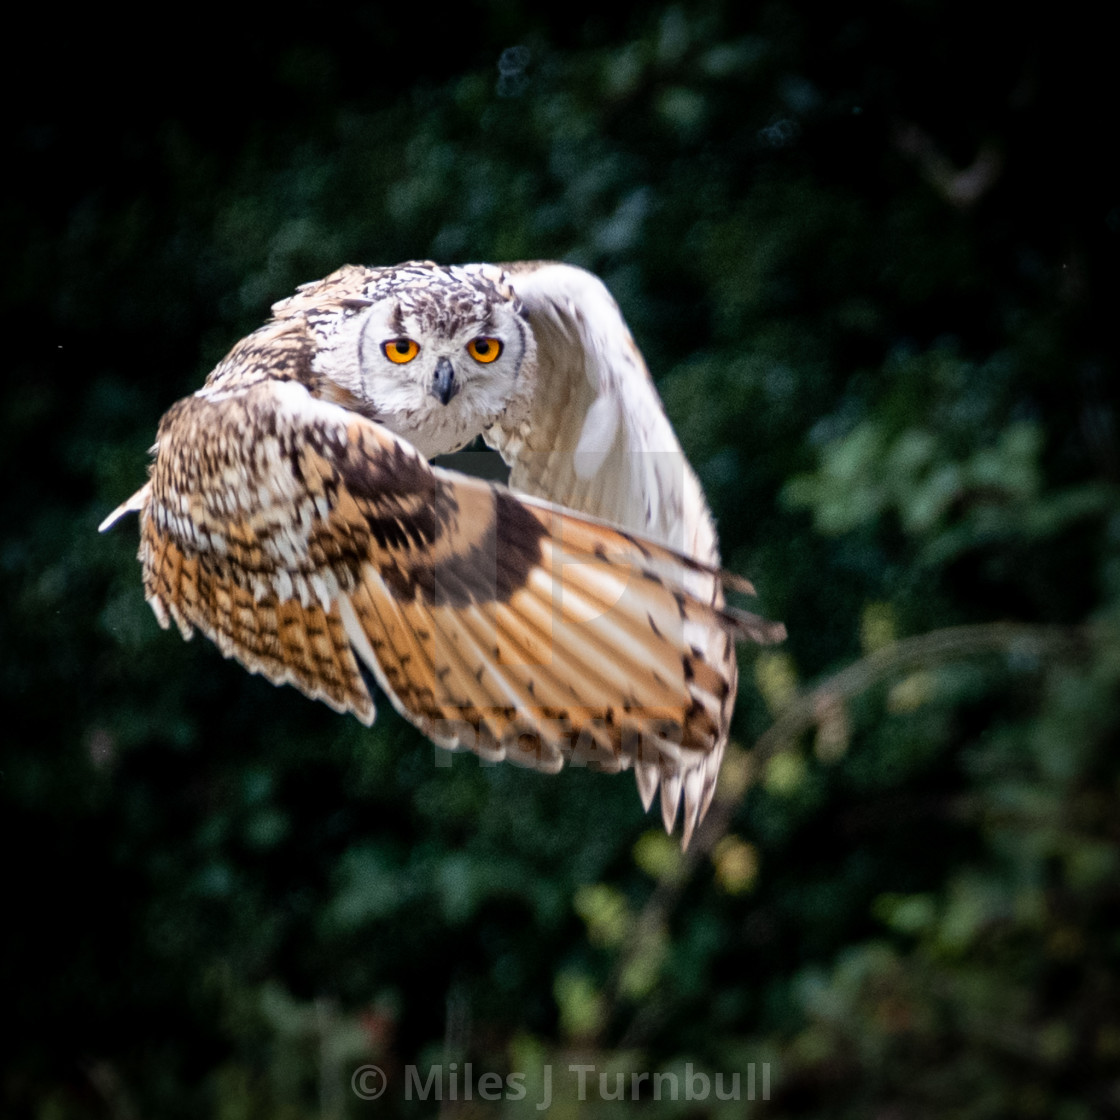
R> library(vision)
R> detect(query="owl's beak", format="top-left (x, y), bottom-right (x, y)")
top-left (430, 357), bottom-right (458, 406)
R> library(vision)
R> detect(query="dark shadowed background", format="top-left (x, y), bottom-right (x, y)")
top-left (4, 3), bottom-right (1118, 1116)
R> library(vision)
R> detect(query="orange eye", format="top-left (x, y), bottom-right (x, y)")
top-left (467, 336), bottom-right (503, 364)
top-left (382, 338), bottom-right (420, 364)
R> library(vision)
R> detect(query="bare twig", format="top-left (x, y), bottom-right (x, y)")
top-left (605, 622), bottom-right (1091, 1046)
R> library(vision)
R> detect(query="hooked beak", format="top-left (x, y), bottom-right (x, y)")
top-left (430, 357), bottom-right (458, 406)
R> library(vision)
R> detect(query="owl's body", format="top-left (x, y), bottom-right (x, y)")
top-left (103, 260), bottom-right (783, 847)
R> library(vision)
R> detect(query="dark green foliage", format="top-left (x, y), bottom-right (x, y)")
top-left (5, 3), bottom-right (1117, 1116)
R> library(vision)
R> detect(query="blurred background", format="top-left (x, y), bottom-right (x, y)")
top-left (4, 2), bottom-right (1118, 1116)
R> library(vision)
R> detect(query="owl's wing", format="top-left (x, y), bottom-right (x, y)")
top-left (102, 351), bottom-right (782, 846)
top-left (482, 262), bottom-right (763, 835)
top-left (485, 261), bottom-right (718, 562)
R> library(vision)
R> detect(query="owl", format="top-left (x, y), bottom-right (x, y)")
top-left (101, 260), bottom-right (784, 848)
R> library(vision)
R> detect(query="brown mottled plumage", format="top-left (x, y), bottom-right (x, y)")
top-left (101, 260), bottom-right (784, 847)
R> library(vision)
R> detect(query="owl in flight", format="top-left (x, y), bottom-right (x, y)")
top-left (101, 261), bottom-right (784, 848)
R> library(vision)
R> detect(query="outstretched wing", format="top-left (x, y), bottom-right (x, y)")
top-left (485, 261), bottom-right (719, 562)
top-left (483, 262), bottom-right (756, 836)
top-left (102, 319), bottom-right (781, 846)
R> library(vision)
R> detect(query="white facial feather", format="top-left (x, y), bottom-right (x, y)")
top-left (351, 270), bottom-right (531, 458)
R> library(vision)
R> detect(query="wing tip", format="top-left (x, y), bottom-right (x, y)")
top-left (634, 758), bottom-right (659, 812)
top-left (98, 483), bottom-right (150, 533)
top-left (636, 743), bottom-right (724, 851)
top-left (726, 611), bottom-right (787, 646)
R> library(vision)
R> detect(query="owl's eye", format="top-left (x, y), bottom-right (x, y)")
top-left (382, 338), bottom-right (420, 364)
top-left (466, 336), bottom-right (503, 364)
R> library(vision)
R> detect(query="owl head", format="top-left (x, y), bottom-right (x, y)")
top-left (351, 262), bottom-right (532, 458)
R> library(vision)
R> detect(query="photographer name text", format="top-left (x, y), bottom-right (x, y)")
top-left (352, 1060), bottom-right (770, 1107)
